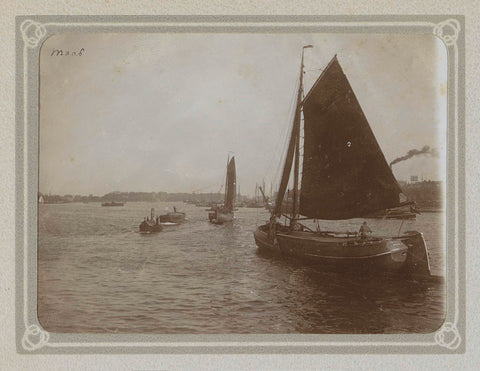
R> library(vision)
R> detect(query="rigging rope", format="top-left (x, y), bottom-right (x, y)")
top-left (270, 75), bottom-right (301, 191)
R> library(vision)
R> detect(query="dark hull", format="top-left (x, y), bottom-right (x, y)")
top-left (208, 210), bottom-right (233, 224)
top-left (101, 202), bottom-right (124, 207)
top-left (159, 212), bottom-right (186, 224)
top-left (253, 225), bottom-right (430, 275)
top-left (139, 221), bottom-right (163, 233)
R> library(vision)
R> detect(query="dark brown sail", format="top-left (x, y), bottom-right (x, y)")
top-left (300, 56), bottom-right (402, 220)
top-left (224, 157), bottom-right (236, 211)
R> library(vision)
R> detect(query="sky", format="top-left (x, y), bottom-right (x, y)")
top-left (39, 33), bottom-right (447, 197)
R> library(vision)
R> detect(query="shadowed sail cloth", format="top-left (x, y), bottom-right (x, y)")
top-left (300, 56), bottom-right (402, 220)
top-left (224, 157), bottom-right (236, 211)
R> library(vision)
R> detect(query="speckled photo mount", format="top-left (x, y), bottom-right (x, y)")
top-left (15, 15), bottom-right (465, 354)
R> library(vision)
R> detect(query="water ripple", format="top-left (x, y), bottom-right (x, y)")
top-left (38, 202), bottom-right (446, 334)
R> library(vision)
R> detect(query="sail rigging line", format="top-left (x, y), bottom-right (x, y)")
top-left (304, 68), bottom-right (326, 73)
top-left (291, 46), bottom-right (309, 225)
top-left (263, 72), bottom-right (300, 184)
top-left (274, 45), bottom-right (311, 220)
top-left (292, 123), bottom-right (300, 224)
top-left (301, 55), bottom-right (338, 106)
top-left (273, 88), bottom-right (300, 217)
top-left (271, 76), bottom-right (302, 188)
top-left (273, 73), bottom-right (301, 179)
top-left (297, 87), bottom-right (306, 217)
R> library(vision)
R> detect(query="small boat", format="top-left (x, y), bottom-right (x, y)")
top-left (101, 201), bottom-right (124, 207)
top-left (254, 47), bottom-right (431, 276)
top-left (139, 208), bottom-right (163, 233)
top-left (209, 156), bottom-right (236, 224)
top-left (159, 207), bottom-right (186, 224)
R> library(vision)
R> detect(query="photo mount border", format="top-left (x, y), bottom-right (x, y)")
top-left (15, 15), bottom-right (465, 354)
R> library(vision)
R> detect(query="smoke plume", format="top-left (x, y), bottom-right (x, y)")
top-left (390, 145), bottom-right (439, 167)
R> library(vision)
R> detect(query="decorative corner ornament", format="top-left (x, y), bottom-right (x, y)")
top-left (20, 20), bottom-right (47, 49)
top-left (433, 19), bottom-right (461, 46)
top-left (435, 322), bottom-right (461, 350)
top-left (21, 324), bottom-right (50, 351)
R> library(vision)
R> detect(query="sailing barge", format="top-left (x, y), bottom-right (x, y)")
top-left (208, 156), bottom-right (236, 224)
top-left (254, 48), bottom-right (431, 276)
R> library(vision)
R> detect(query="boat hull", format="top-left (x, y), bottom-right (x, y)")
top-left (209, 211), bottom-right (233, 224)
top-left (101, 202), bottom-right (124, 207)
top-left (253, 225), bottom-right (430, 275)
top-left (159, 212), bottom-right (186, 224)
top-left (139, 221), bottom-right (163, 233)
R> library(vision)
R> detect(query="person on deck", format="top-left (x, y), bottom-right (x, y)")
top-left (359, 221), bottom-right (372, 239)
top-left (410, 202), bottom-right (420, 214)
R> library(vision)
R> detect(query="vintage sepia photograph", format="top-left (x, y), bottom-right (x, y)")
top-left (37, 32), bottom-right (447, 335)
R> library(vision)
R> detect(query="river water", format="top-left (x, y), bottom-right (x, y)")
top-left (38, 202), bottom-right (445, 334)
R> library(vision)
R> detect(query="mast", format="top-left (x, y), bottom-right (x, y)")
top-left (273, 45), bottom-right (312, 218)
top-left (291, 45), bottom-right (311, 226)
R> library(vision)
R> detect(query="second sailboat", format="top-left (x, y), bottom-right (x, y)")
top-left (208, 155), bottom-right (236, 224)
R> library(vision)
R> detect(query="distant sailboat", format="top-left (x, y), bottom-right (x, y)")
top-left (208, 156), bottom-right (236, 224)
top-left (245, 183), bottom-right (265, 208)
top-left (254, 47), bottom-right (431, 276)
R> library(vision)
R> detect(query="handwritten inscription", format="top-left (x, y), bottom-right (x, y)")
top-left (50, 48), bottom-right (85, 57)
